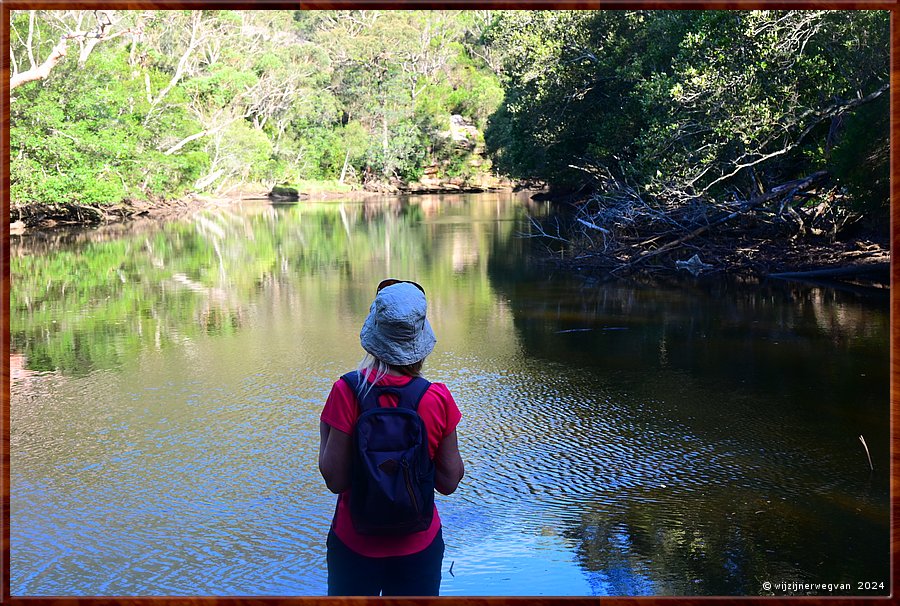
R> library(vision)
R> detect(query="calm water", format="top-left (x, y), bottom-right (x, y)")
top-left (9, 193), bottom-right (890, 596)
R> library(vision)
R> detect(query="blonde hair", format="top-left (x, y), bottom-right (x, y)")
top-left (355, 352), bottom-right (424, 399)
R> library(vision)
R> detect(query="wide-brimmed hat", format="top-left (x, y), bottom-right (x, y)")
top-left (360, 279), bottom-right (437, 366)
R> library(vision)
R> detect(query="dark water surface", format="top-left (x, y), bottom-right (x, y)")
top-left (10, 193), bottom-right (889, 596)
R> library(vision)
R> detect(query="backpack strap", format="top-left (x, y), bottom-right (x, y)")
top-left (339, 372), bottom-right (359, 405)
top-left (394, 376), bottom-right (432, 412)
top-left (340, 371), bottom-right (361, 393)
top-left (339, 372), bottom-right (431, 413)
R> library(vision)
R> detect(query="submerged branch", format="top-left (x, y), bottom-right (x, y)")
top-left (768, 262), bottom-right (889, 281)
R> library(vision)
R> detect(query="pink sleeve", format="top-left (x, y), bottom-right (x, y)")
top-left (320, 379), bottom-right (357, 435)
top-left (429, 382), bottom-right (462, 438)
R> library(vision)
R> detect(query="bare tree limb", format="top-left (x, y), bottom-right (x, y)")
top-left (162, 129), bottom-right (211, 156)
top-left (10, 46), bottom-right (20, 79)
top-left (161, 120), bottom-right (232, 155)
top-left (144, 11), bottom-right (205, 125)
top-left (10, 36), bottom-right (69, 90)
top-left (26, 11), bottom-right (36, 69)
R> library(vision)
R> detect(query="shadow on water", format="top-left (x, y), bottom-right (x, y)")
top-left (480, 253), bottom-right (889, 595)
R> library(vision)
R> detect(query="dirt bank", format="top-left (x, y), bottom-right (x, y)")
top-left (9, 194), bottom-right (234, 232)
top-left (8, 180), bottom-right (524, 234)
top-left (7, 187), bottom-right (385, 233)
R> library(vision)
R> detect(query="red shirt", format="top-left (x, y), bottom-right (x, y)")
top-left (321, 371), bottom-right (462, 557)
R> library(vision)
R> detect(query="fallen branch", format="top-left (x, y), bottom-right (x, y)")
top-left (627, 171), bottom-right (829, 267)
top-left (768, 261), bottom-right (889, 280)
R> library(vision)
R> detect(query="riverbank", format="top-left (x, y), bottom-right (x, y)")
top-left (9, 194), bottom-right (218, 232)
top-left (10, 185), bottom-right (887, 289)
top-left (8, 178), bottom-right (522, 234)
top-left (6, 187), bottom-right (383, 233)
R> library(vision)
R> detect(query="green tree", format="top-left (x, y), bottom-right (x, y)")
top-left (10, 40), bottom-right (206, 205)
top-left (9, 9), bottom-right (507, 206)
top-left (483, 10), bottom-right (890, 218)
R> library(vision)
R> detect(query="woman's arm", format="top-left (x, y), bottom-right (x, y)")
top-left (434, 430), bottom-right (465, 495)
top-left (318, 420), bottom-right (352, 494)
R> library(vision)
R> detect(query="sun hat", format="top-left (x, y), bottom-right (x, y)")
top-left (360, 279), bottom-right (437, 366)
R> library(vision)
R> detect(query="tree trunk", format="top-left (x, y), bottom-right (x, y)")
top-left (768, 262), bottom-right (889, 280)
top-left (382, 104), bottom-right (389, 177)
top-left (339, 148), bottom-right (351, 184)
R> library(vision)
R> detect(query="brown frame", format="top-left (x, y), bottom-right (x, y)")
top-left (1, 2), bottom-right (896, 604)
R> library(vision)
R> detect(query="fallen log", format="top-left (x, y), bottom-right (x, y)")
top-left (626, 171), bottom-right (829, 267)
top-left (768, 261), bottom-right (890, 280)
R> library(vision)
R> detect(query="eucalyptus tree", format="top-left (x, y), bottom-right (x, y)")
top-left (145, 10), bottom-right (338, 191)
top-left (311, 10), bottom-right (497, 183)
top-left (9, 10), bottom-right (209, 206)
top-left (9, 9), bottom-right (141, 90)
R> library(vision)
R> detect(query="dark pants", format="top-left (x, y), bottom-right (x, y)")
top-left (326, 528), bottom-right (444, 596)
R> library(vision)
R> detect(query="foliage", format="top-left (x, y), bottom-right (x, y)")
top-left (9, 9), bottom-right (504, 204)
top-left (484, 10), bottom-right (890, 218)
top-left (9, 9), bottom-right (888, 221)
top-left (827, 95), bottom-right (890, 213)
top-left (10, 46), bottom-right (206, 205)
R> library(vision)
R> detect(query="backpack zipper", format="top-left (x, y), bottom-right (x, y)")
top-left (401, 459), bottom-right (419, 515)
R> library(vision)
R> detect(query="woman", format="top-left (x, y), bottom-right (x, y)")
top-left (318, 279), bottom-right (465, 596)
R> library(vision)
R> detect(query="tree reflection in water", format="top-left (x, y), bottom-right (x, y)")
top-left (9, 193), bottom-right (889, 596)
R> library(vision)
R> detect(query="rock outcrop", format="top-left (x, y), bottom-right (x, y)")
top-left (401, 114), bottom-right (516, 194)
top-left (268, 184), bottom-right (308, 202)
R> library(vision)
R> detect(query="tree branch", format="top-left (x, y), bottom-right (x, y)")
top-left (10, 46), bottom-right (19, 79)
top-left (10, 11), bottom-right (142, 91)
top-left (144, 12), bottom-right (204, 125)
top-left (10, 37), bottom-right (68, 90)
top-left (162, 129), bottom-right (211, 156)
top-left (700, 83), bottom-right (889, 193)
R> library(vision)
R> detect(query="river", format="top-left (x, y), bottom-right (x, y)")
top-left (9, 192), bottom-right (890, 596)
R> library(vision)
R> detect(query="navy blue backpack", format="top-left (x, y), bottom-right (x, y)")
top-left (340, 372), bottom-right (435, 535)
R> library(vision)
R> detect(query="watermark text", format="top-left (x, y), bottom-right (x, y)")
top-left (762, 580), bottom-right (886, 594)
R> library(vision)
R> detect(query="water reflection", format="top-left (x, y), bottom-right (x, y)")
top-left (10, 196), bottom-right (540, 377)
top-left (463, 272), bottom-right (888, 596)
top-left (10, 193), bottom-right (889, 596)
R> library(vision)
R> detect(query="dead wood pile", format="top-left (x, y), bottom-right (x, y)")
top-left (527, 171), bottom-right (889, 280)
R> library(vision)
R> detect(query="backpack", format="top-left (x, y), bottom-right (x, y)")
top-left (340, 371), bottom-right (435, 535)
